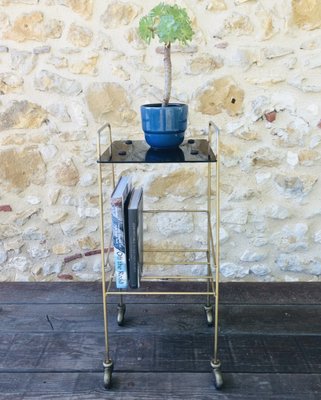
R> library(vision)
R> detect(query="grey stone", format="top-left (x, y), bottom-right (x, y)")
top-left (22, 227), bottom-right (45, 241)
top-left (250, 95), bottom-right (271, 121)
top-left (34, 70), bottom-right (82, 96)
top-left (240, 249), bottom-right (267, 262)
top-left (0, 224), bottom-right (20, 240)
top-left (242, 147), bottom-right (283, 171)
top-left (27, 245), bottom-right (50, 259)
top-left (68, 101), bottom-right (88, 127)
top-left (251, 237), bottom-right (269, 247)
top-left (77, 207), bottom-right (99, 219)
top-left (309, 261), bottom-right (321, 276)
top-left (71, 260), bottom-right (87, 272)
top-left (276, 253), bottom-right (303, 273)
top-left (33, 45), bottom-right (51, 54)
top-left (156, 213), bottom-right (194, 236)
top-left (255, 172), bottom-right (271, 185)
top-left (47, 103), bottom-right (71, 122)
top-left (314, 230), bottom-right (321, 243)
top-left (26, 196), bottom-right (41, 205)
top-left (61, 222), bottom-right (84, 236)
top-left (39, 144), bottom-right (58, 161)
top-left (288, 75), bottom-right (321, 93)
top-left (274, 174), bottom-right (317, 198)
top-left (11, 50), bottom-right (37, 75)
top-left (222, 208), bottom-right (248, 225)
top-left (272, 223), bottom-right (309, 253)
top-left (80, 172), bottom-right (96, 187)
top-left (264, 204), bottom-right (290, 220)
top-left (264, 46), bottom-right (294, 59)
top-left (304, 54), bottom-right (321, 69)
top-left (14, 209), bottom-right (39, 226)
top-left (220, 262), bottom-right (250, 279)
top-left (0, 245), bottom-right (7, 264)
top-left (8, 256), bottom-right (30, 272)
top-left (250, 264), bottom-right (271, 276)
top-left (310, 135), bottom-right (321, 149)
top-left (43, 260), bottom-right (63, 276)
top-left (287, 151), bottom-right (299, 166)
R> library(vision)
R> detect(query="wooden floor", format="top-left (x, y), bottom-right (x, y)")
top-left (1, 282), bottom-right (321, 399)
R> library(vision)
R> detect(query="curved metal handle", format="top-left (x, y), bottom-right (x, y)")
top-left (208, 121), bottom-right (220, 161)
top-left (97, 122), bottom-right (112, 160)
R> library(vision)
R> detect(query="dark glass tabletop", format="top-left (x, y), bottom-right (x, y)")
top-left (98, 139), bottom-right (216, 164)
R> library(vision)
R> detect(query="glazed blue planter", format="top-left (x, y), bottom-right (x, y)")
top-left (141, 103), bottom-right (188, 149)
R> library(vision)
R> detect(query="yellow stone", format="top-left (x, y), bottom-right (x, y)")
top-left (67, 23), bottom-right (93, 47)
top-left (1, 134), bottom-right (26, 145)
top-left (54, 159), bottom-right (79, 186)
top-left (224, 13), bottom-right (254, 36)
top-left (78, 236), bottom-right (98, 250)
top-left (0, 73), bottom-right (23, 94)
top-left (68, 0), bottom-right (93, 19)
top-left (52, 244), bottom-right (71, 255)
top-left (187, 54), bottom-right (223, 75)
top-left (292, 0), bottom-right (321, 30)
top-left (147, 169), bottom-right (200, 198)
top-left (101, 2), bottom-right (140, 29)
top-left (0, 147), bottom-right (46, 191)
top-left (195, 76), bottom-right (244, 116)
top-left (3, 11), bottom-right (63, 42)
top-left (0, 101), bottom-right (48, 131)
top-left (69, 55), bottom-right (98, 75)
top-left (86, 82), bottom-right (137, 126)
top-left (207, 0), bottom-right (227, 12)
top-left (298, 149), bottom-right (320, 163)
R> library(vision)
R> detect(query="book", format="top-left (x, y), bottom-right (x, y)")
top-left (127, 187), bottom-right (143, 289)
top-left (110, 175), bottom-right (132, 289)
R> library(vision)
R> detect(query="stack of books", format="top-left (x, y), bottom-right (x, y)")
top-left (110, 176), bottom-right (143, 289)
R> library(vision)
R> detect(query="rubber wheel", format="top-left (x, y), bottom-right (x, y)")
top-left (204, 306), bottom-right (213, 327)
top-left (103, 368), bottom-right (112, 389)
top-left (213, 368), bottom-right (223, 390)
top-left (117, 304), bottom-right (126, 326)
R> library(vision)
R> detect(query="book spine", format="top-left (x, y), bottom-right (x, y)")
top-left (111, 198), bottom-right (128, 289)
top-left (128, 208), bottom-right (139, 289)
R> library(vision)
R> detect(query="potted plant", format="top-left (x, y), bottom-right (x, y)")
top-left (138, 2), bottom-right (194, 149)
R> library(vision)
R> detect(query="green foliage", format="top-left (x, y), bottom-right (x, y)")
top-left (138, 3), bottom-right (194, 45)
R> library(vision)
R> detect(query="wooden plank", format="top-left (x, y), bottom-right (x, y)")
top-left (1, 372), bottom-right (321, 400)
top-left (2, 282), bottom-right (321, 305)
top-left (2, 303), bottom-right (321, 336)
top-left (0, 332), bottom-right (321, 374)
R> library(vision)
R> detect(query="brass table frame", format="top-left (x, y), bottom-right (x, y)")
top-left (97, 121), bottom-right (222, 389)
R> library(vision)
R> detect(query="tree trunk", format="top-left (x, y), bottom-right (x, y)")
top-left (162, 43), bottom-right (171, 107)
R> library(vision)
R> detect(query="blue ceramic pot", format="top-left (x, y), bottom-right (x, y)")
top-left (141, 103), bottom-right (188, 149)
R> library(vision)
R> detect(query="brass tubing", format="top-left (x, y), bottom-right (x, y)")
top-left (143, 209), bottom-right (208, 213)
top-left (207, 131), bottom-right (212, 308)
top-left (144, 248), bottom-right (207, 253)
top-left (141, 275), bottom-right (213, 280)
top-left (209, 121), bottom-right (221, 365)
top-left (143, 261), bottom-right (209, 266)
top-left (97, 125), bottom-right (110, 363)
top-left (106, 291), bottom-right (216, 296)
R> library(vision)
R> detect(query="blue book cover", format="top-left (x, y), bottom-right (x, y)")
top-left (110, 175), bottom-right (132, 289)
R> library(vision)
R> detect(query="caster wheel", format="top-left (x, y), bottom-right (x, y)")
top-left (204, 305), bottom-right (213, 326)
top-left (103, 362), bottom-right (113, 389)
top-left (213, 368), bottom-right (223, 390)
top-left (117, 303), bottom-right (126, 326)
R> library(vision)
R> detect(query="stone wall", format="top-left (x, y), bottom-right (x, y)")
top-left (0, 0), bottom-right (320, 282)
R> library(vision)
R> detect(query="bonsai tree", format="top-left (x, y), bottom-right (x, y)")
top-left (138, 3), bottom-right (194, 107)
